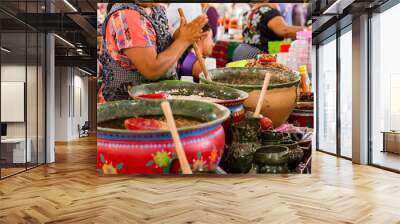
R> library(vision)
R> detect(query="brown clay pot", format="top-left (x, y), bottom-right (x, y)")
top-left (244, 86), bottom-right (298, 127)
top-left (200, 68), bottom-right (300, 128)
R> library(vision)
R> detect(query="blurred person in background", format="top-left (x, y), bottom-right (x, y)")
top-left (279, 3), bottom-right (293, 25)
top-left (177, 24), bottom-right (215, 82)
top-left (232, 3), bottom-right (307, 61)
top-left (292, 3), bottom-right (310, 26)
top-left (201, 3), bottom-right (219, 40)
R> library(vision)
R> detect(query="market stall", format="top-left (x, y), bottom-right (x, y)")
top-left (96, 3), bottom-right (313, 175)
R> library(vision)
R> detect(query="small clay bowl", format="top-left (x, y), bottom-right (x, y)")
top-left (254, 145), bottom-right (289, 165)
top-left (279, 140), bottom-right (298, 150)
top-left (258, 130), bottom-right (284, 143)
top-left (257, 164), bottom-right (288, 174)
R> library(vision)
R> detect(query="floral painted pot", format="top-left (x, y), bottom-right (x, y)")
top-left (97, 100), bottom-right (230, 174)
top-left (200, 67), bottom-right (300, 127)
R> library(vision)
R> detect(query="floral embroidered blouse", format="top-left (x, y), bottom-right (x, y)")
top-left (242, 6), bottom-right (283, 52)
top-left (104, 9), bottom-right (157, 70)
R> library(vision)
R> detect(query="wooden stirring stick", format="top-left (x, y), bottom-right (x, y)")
top-left (178, 8), bottom-right (211, 81)
top-left (253, 73), bottom-right (271, 117)
top-left (161, 101), bottom-right (193, 175)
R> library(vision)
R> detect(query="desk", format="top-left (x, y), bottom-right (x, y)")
top-left (1, 138), bottom-right (31, 163)
top-left (382, 131), bottom-right (400, 154)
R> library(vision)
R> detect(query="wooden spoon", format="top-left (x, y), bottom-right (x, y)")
top-left (253, 73), bottom-right (271, 117)
top-left (161, 101), bottom-right (193, 175)
top-left (178, 8), bottom-right (211, 81)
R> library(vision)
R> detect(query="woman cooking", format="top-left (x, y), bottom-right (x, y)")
top-left (233, 3), bottom-right (308, 61)
top-left (99, 2), bottom-right (208, 101)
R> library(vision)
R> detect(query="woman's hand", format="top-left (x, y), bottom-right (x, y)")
top-left (175, 15), bottom-right (209, 46)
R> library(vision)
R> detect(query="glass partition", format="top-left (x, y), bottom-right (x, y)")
top-left (339, 28), bottom-right (352, 158)
top-left (370, 3), bottom-right (400, 171)
top-left (317, 36), bottom-right (337, 154)
top-left (0, 24), bottom-right (28, 178)
top-left (0, 0), bottom-right (46, 179)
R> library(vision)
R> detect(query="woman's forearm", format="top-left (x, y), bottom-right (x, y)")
top-left (268, 16), bottom-right (306, 40)
top-left (152, 39), bottom-right (191, 77)
top-left (124, 39), bottom-right (190, 80)
top-left (279, 26), bottom-right (305, 39)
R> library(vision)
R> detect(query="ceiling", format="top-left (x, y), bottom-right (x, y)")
top-left (0, 0), bottom-right (97, 74)
top-left (311, 0), bottom-right (392, 44)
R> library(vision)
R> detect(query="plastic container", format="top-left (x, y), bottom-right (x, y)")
top-left (288, 31), bottom-right (312, 72)
top-left (280, 44), bottom-right (291, 53)
top-left (299, 65), bottom-right (310, 92)
top-left (277, 44), bottom-right (291, 66)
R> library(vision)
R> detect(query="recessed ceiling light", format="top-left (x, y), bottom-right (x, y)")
top-left (1, 47), bottom-right (11, 53)
top-left (54, 34), bottom-right (75, 48)
top-left (63, 0), bottom-right (78, 12)
top-left (78, 68), bottom-right (93, 76)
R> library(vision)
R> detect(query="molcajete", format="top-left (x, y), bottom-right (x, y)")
top-left (254, 145), bottom-right (289, 165)
top-left (200, 67), bottom-right (300, 127)
top-left (257, 164), bottom-right (288, 174)
top-left (97, 100), bottom-right (230, 174)
top-left (279, 140), bottom-right (304, 170)
top-left (221, 120), bottom-right (260, 173)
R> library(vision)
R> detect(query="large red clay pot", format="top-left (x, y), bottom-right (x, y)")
top-left (97, 100), bottom-right (230, 174)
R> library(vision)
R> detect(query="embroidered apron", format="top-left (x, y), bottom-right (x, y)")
top-left (99, 3), bottom-right (177, 101)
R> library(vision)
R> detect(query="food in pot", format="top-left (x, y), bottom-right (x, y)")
top-left (124, 118), bottom-right (167, 130)
top-left (257, 54), bottom-right (276, 63)
top-left (245, 59), bottom-right (291, 72)
top-left (99, 115), bottom-right (203, 131)
top-left (137, 93), bottom-right (168, 100)
top-left (167, 94), bottom-right (220, 102)
top-left (212, 72), bottom-right (290, 85)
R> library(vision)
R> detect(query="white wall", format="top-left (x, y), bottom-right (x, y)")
top-left (54, 67), bottom-right (89, 141)
top-left (1, 64), bottom-right (45, 163)
top-left (0, 65), bottom-right (42, 138)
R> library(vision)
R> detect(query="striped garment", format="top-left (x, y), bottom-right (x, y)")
top-left (232, 44), bottom-right (262, 62)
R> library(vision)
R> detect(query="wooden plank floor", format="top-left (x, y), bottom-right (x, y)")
top-left (0, 135), bottom-right (400, 224)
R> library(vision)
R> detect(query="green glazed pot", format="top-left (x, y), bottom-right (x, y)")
top-left (224, 142), bottom-right (259, 174)
top-left (128, 82), bottom-right (248, 105)
top-left (279, 140), bottom-right (304, 170)
top-left (258, 130), bottom-right (288, 144)
top-left (279, 140), bottom-right (298, 150)
top-left (256, 164), bottom-right (288, 174)
top-left (254, 145), bottom-right (289, 166)
top-left (231, 120), bottom-right (260, 143)
top-left (222, 115), bottom-right (261, 173)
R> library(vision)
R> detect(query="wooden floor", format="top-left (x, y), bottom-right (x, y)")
top-left (0, 136), bottom-right (400, 224)
top-left (372, 151), bottom-right (400, 171)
